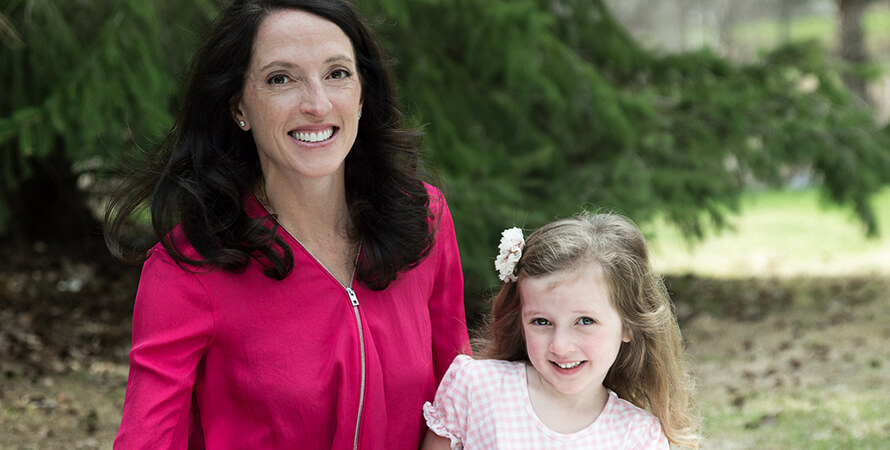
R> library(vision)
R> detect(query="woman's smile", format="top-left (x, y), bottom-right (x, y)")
top-left (289, 126), bottom-right (337, 144)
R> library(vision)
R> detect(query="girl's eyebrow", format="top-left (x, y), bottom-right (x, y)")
top-left (522, 309), bottom-right (597, 318)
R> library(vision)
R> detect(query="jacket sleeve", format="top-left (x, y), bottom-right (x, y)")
top-left (114, 248), bottom-right (216, 449)
top-left (427, 188), bottom-right (472, 386)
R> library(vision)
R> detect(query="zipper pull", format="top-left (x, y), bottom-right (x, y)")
top-left (346, 287), bottom-right (359, 307)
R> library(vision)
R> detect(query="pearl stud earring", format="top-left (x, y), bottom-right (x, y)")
top-left (239, 120), bottom-right (246, 127)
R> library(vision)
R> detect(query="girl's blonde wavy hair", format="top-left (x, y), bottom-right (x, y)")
top-left (474, 212), bottom-right (700, 448)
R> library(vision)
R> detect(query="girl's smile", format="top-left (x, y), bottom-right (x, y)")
top-left (519, 263), bottom-right (630, 399)
top-left (553, 360), bottom-right (584, 370)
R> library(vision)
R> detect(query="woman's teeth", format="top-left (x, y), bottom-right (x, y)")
top-left (292, 128), bottom-right (334, 143)
top-left (555, 361), bottom-right (582, 369)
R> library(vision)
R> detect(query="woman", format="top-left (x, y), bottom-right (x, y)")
top-left (104, 1), bottom-right (470, 448)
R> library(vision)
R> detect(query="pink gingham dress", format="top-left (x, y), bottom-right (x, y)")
top-left (423, 355), bottom-right (668, 449)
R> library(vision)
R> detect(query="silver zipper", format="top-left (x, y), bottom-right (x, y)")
top-left (271, 219), bottom-right (366, 448)
top-left (346, 287), bottom-right (365, 450)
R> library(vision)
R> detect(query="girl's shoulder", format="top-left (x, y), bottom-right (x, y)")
top-left (603, 390), bottom-right (667, 444)
top-left (440, 355), bottom-right (525, 392)
top-left (449, 355), bottom-right (525, 376)
top-left (605, 390), bottom-right (657, 419)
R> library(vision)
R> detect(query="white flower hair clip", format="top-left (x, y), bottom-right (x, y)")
top-left (494, 227), bottom-right (524, 282)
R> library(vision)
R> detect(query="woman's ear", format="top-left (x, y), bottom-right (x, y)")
top-left (622, 325), bottom-right (632, 343)
top-left (231, 98), bottom-right (249, 130)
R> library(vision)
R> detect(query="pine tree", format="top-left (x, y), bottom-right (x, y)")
top-left (1, 0), bottom-right (888, 300)
top-left (0, 0), bottom-right (217, 250)
top-left (358, 0), bottom-right (890, 295)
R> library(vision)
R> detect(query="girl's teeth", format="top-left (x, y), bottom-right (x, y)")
top-left (556, 361), bottom-right (582, 369)
top-left (293, 128), bottom-right (333, 143)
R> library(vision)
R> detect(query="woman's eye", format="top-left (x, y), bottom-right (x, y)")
top-left (329, 69), bottom-right (351, 80)
top-left (268, 74), bottom-right (290, 85)
top-left (578, 317), bottom-right (595, 326)
top-left (531, 318), bottom-right (551, 326)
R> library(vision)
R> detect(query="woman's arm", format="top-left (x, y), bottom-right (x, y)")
top-left (426, 192), bottom-right (472, 384)
top-left (114, 248), bottom-right (215, 449)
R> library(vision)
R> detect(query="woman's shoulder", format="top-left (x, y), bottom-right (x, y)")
top-left (423, 182), bottom-right (444, 200)
top-left (142, 225), bottom-right (210, 275)
top-left (147, 224), bottom-right (190, 257)
top-left (422, 183), bottom-right (455, 232)
top-left (423, 182), bottom-right (447, 213)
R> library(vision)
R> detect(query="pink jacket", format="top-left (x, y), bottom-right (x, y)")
top-left (114, 186), bottom-right (470, 449)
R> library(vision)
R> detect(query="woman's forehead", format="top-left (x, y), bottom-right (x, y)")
top-left (250, 9), bottom-right (355, 68)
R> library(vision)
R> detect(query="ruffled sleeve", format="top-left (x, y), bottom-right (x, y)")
top-left (422, 354), bottom-right (475, 449)
top-left (626, 414), bottom-right (669, 449)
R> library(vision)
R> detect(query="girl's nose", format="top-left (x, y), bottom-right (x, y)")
top-left (548, 327), bottom-right (575, 356)
top-left (299, 82), bottom-right (333, 117)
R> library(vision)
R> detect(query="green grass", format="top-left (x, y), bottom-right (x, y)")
top-left (658, 187), bottom-right (890, 448)
top-left (645, 187), bottom-right (890, 277)
top-left (727, 5), bottom-right (890, 62)
top-left (703, 389), bottom-right (890, 448)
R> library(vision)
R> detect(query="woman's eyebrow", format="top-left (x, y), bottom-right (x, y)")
top-left (258, 55), bottom-right (355, 73)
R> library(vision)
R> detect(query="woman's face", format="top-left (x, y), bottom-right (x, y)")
top-left (519, 263), bottom-right (630, 398)
top-left (235, 9), bottom-right (362, 186)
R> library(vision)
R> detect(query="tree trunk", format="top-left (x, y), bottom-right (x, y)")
top-left (835, 0), bottom-right (869, 101)
top-left (0, 146), bottom-right (102, 254)
top-left (717, 0), bottom-right (739, 58)
top-left (779, 0), bottom-right (793, 44)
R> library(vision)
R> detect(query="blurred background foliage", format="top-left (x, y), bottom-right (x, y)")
top-left (1, 0), bottom-right (889, 301)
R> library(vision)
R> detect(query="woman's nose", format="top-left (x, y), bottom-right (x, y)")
top-left (299, 82), bottom-right (333, 117)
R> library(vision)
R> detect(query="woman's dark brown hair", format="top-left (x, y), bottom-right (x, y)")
top-left (104, 0), bottom-right (433, 289)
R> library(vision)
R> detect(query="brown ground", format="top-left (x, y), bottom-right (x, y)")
top-left (1, 246), bottom-right (888, 448)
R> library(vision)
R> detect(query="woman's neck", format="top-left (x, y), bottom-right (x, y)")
top-left (258, 172), bottom-right (351, 242)
top-left (256, 173), bottom-right (358, 287)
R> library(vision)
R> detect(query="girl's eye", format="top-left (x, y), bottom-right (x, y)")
top-left (578, 317), bottom-right (596, 326)
top-left (531, 318), bottom-right (551, 326)
top-left (268, 74), bottom-right (291, 85)
top-left (329, 69), bottom-right (352, 80)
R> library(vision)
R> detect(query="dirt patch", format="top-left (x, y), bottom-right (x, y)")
top-left (675, 276), bottom-right (890, 447)
top-left (0, 245), bottom-right (138, 449)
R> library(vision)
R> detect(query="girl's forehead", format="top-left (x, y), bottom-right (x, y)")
top-left (518, 264), bottom-right (612, 313)
top-left (522, 262), bottom-right (607, 289)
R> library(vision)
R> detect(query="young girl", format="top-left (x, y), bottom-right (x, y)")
top-left (422, 212), bottom-right (699, 449)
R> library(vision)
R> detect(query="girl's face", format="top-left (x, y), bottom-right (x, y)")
top-left (519, 263), bottom-right (630, 398)
top-left (234, 9), bottom-right (362, 187)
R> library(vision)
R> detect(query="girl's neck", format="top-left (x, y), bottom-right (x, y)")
top-left (525, 364), bottom-right (609, 434)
